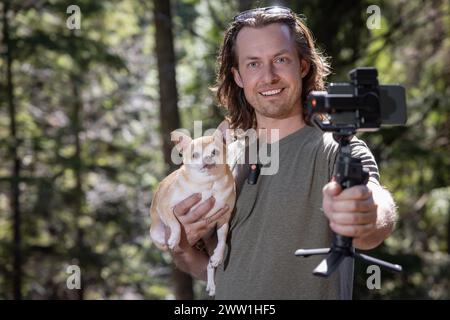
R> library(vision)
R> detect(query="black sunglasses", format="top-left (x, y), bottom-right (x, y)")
top-left (233, 6), bottom-right (294, 22)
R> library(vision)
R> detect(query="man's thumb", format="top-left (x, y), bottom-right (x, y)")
top-left (323, 180), bottom-right (342, 197)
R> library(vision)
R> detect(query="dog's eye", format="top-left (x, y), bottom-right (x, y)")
top-left (192, 152), bottom-right (200, 159)
top-left (211, 149), bottom-right (219, 157)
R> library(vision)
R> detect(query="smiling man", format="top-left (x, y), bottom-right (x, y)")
top-left (169, 6), bottom-right (397, 300)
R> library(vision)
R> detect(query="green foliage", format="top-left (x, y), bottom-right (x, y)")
top-left (0, 0), bottom-right (164, 299)
top-left (353, 0), bottom-right (450, 299)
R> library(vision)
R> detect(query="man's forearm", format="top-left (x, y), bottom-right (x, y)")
top-left (353, 183), bottom-right (397, 250)
top-left (171, 235), bottom-right (218, 281)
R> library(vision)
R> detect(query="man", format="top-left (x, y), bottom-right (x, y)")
top-left (169, 7), bottom-right (397, 299)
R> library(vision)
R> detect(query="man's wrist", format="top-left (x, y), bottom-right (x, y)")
top-left (171, 242), bottom-right (195, 256)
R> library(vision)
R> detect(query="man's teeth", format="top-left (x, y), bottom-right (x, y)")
top-left (260, 88), bottom-right (282, 96)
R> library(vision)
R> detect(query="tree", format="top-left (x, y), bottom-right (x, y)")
top-left (2, 0), bottom-right (22, 300)
top-left (153, 0), bottom-right (192, 300)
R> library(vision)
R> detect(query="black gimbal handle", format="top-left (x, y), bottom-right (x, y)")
top-left (331, 135), bottom-right (369, 255)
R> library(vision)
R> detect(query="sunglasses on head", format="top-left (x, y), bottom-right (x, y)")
top-left (233, 6), bottom-right (294, 22)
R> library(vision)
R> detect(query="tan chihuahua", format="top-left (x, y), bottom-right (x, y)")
top-left (150, 129), bottom-right (236, 296)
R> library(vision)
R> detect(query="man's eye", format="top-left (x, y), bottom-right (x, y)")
top-left (192, 152), bottom-right (200, 159)
top-left (248, 62), bottom-right (259, 68)
top-left (276, 57), bottom-right (287, 63)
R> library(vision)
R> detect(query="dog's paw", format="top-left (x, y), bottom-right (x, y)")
top-left (154, 241), bottom-right (168, 251)
top-left (206, 281), bottom-right (216, 296)
top-left (150, 230), bottom-right (168, 251)
top-left (167, 234), bottom-right (180, 250)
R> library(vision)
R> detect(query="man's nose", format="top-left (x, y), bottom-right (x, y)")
top-left (262, 63), bottom-right (280, 84)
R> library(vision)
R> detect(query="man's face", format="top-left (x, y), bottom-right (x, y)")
top-left (232, 23), bottom-right (310, 122)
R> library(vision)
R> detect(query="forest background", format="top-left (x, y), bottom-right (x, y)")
top-left (0, 0), bottom-right (449, 299)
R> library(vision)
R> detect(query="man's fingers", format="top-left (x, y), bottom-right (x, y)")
top-left (203, 205), bottom-right (230, 227)
top-left (184, 205), bottom-right (230, 246)
top-left (333, 185), bottom-right (372, 201)
top-left (330, 222), bottom-right (374, 238)
top-left (182, 196), bottom-right (216, 224)
top-left (329, 212), bottom-right (376, 226)
top-left (331, 198), bottom-right (377, 213)
top-left (173, 193), bottom-right (202, 217)
top-left (191, 204), bottom-right (230, 230)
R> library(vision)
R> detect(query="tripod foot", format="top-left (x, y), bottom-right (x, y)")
top-left (313, 249), bottom-right (347, 277)
top-left (353, 251), bottom-right (403, 273)
top-left (295, 248), bottom-right (330, 258)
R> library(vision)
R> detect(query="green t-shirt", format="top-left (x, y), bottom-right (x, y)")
top-left (215, 125), bottom-right (380, 300)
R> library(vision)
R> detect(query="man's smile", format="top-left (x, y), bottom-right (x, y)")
top-left (259, 88), bottom-right (285, 97)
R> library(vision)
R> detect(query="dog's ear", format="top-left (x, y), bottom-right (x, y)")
top-left (217, 120), bottom-right (229, 137)
top-left (217, 120), bottom-right (235, 145)
top-left (171, 130), bottom-right (192, 153)
top-left (213, 129), bottom-right (224, 145)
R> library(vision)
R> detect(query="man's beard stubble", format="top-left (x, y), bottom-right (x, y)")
top-left (256, 96), bottom-right (302, 120)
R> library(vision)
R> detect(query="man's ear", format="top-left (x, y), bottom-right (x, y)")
top-left (300, 59), bottom-right (310, 78)
top-left (231, 66), bottom-right (244, 88)
top-left (170, 130), bottom-right (192, 153)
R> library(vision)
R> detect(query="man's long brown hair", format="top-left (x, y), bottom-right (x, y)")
top-left (211, 10), bottom-right (331, 130)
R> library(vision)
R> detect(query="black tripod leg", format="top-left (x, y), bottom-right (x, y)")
top-left (313, 250), bottom-right (346, 277)
top-left (295, 248), bottom-right (330, 258)
top-left (353, 251), bottom-right (403, 273)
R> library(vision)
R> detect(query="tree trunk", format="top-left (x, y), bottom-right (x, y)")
top-left (70, 73), bottom-right (85, 300)
top-left (3, 0), bottom-right (22, 300)
top-left (153, 0), bottom-right (193, 299)
top-left (447, 206), bottom-right (450, 255)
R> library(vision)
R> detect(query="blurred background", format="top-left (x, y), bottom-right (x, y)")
top-left (0, 0), bottom-right (448, 299)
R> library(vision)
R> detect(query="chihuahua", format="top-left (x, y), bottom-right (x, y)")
top-left (150, 129), bottom-right (236, 296)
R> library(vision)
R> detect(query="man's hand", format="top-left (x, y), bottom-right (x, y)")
top-left (171, 193), bottom-right (229, 250)
top-left (322, 180), bottom-right (378, 243)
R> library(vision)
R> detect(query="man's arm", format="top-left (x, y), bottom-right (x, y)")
top-left (172, 244), bottom-right (209, 281)
top-left (168, 194), bottom-right (228, 280)
top-left (171, 234), bottom-right (219, 281)
top-left (322, 181), bottom-right (397, 250)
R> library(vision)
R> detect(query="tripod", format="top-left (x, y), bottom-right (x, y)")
top-left (295, 126), bottom-right (402, 277)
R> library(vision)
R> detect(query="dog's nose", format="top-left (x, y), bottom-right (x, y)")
top-left (204, 156), bottom-right (214, 165)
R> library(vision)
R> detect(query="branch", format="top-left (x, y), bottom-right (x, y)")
top-left (205, 0), bottom-right (226, 31)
